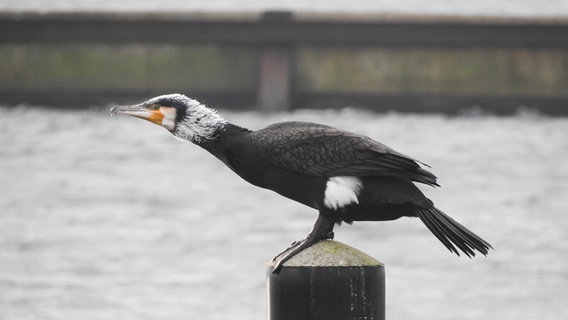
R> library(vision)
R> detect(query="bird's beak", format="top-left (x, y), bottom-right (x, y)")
top-left (110, 103), bottom-right (164, 126)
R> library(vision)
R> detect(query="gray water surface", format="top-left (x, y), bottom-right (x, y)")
top-left (1, 106), bottom-right (567, 320)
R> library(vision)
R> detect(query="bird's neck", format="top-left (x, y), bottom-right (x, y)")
top-left (198, 123), bottom-right (252, 167)
top-left (199, 123), bottom-right (251, 149)
top-left (173, 105), bottom-right (228, 144)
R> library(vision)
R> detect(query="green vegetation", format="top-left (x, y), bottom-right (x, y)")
top-left (0, 44), bottom-right (257, 91)
top-left (296, 47), bottom-right (568, 96)
top-left (1, 44), bottom-right (566, 97)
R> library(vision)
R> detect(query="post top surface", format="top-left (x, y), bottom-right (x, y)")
top-left (269, 240), bottom-right (384, 268)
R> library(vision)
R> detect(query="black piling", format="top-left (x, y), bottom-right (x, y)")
top-left (267, 240), bottom-right (385, 320)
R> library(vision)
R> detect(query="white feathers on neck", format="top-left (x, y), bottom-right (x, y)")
top-left (173, 98), bottom-right (227, 144)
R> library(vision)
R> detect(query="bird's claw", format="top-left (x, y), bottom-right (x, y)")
top-left (271, 214), bottom-right (336, 274)
top-left (271, 239), bottom-right (307, 273)
top-left (271, 233), bottom-right (335, 274)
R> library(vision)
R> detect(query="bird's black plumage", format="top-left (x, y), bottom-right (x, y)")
top-left (111, 94), bottom-right (492, 272)
top-left (250, 121), bottom-right (439, 186)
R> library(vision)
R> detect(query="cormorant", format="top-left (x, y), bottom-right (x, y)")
top-left (110, 93), bottom-right (492, 272)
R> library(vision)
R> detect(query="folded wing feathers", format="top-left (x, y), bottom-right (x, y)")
top-left (361, 151), bottom-right (439, 187)
top-left (252, 122), bottom-right (439, 186)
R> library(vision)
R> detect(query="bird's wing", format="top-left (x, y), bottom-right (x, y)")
top-left (250, 121), bottom-right (439, 186)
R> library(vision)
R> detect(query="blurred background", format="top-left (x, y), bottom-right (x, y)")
top-left (2, 0), bottom-right (568, 113)
top-left (1, 1), bottom-right (567, 320)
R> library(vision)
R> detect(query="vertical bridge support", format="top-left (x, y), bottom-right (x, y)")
top-left (267, 240), bottom-right (385, 320)
top-left (256, 11), bottom-right (294, 112)
top-left (257, 46), bottom-right (292, 111)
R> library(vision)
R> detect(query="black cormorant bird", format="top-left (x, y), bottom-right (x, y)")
top-left (111, 93), bottom-right (492, 272)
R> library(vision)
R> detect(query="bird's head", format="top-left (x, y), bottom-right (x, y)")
top-left (110, 93), bottom-right (227, 144)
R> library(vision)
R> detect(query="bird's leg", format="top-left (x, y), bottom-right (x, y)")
top-left (271, 213), bottom-right (336, 274)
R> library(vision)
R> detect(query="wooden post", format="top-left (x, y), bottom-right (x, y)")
top-left (267, 240), bottom-right (385, 320)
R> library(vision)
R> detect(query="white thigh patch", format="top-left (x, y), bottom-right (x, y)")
top-left (324, 176), bottom-right (363, 210)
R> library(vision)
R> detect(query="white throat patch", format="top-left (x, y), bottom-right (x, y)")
top-left (323, 176), bottom-right (363, 210)
top-left (160, 107), bottom-right (176, 131)
top-left (174, 102), bottom-right (227, 143)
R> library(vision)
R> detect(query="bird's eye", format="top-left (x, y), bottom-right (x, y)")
top-left (150, 104), bottom-right (160, 110)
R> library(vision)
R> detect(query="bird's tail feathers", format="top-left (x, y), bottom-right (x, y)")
top-left (416, 207), bottom-right (492, 257)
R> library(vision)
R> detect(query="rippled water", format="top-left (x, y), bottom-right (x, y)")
top-left (1, 106), bottom-right (567, 320)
